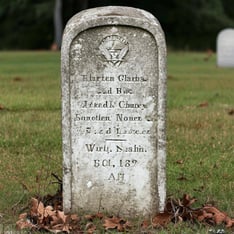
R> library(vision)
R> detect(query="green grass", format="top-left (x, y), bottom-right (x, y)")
top-left (0, 51), bottom-right (233, 233)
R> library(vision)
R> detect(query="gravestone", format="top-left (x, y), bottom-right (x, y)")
top-left (217, 28), bottom-right (234, 67)
top-left (61, 6), bottom-right (167, 217)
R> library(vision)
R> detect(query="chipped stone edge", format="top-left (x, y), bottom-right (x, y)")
top-left (61, 6), bottom-right (167, 214)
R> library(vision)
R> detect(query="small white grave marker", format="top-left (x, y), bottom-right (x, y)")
top-left (217, 28), bottom-right (234, 67)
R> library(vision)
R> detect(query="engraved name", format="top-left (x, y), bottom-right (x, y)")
top-left (85, 143), bottom-right (147, 153)
top-left (81, 74), bottom-right (147, 82)
top-left (81, 100), bottom-right (146, 109)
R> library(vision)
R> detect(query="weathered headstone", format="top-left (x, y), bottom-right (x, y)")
top-left (61, 6), bottom-right (167, 217)
top-left (217, 28), bottom-right (234, 67)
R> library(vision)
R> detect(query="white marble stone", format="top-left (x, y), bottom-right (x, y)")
top-left (61, 6), bottom-right (167, 218)
top-left (217, 28), bottom-right (234, 67)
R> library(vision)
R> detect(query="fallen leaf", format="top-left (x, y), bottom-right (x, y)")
top-left (152, 212), bottom-right (171, 227)
top-left (16, 213), bottom-right (35, 230)
top-left (95, 212), bottom-right (104, 219)
top-left (85, 214), bottom-right (94, 220)
top-left (141, 219), bottom-right (150, 229)
top-left (30, 198), bottom-right (39, 216)
top-left (13, 76), bottom-right (23, 82)
top-left (224, 216), bottom-right (233, 228)
top-left (16, 219), bottom-right (35, 230)
top-left (203, 206), bottom-right (227, 225)
top-left (198, 102), bottom-right (208, 108)
top-left (103, 216), bottom-right (131, 232)
top-left (196, 209), bottom-right (213, 222)
top-left (85, 213), bottom-right (103, 221)
top-left (18, 213), bottom-right (28, 220)
top-left (182, 194), bottom-right (197, 207)
top-left (103, 217), bottom-right (119, 230)
top-left (176, 159), bottom-right (184, 164)
top-left (44, 205), bottom-right (55, 218)
top-left (85, 222), bottom-right (96, 234)
top-left (177, 175), bottom-right (188, 181)
top-left (228, 109), bottom-right (234, 116)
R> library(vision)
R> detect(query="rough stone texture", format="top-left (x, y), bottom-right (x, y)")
top-left (61, 6), bottom-right (167, 217)
top-left (217, 28), bottom-right (234, 67)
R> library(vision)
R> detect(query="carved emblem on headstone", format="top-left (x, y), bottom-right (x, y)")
top-left (99, 35), bottom-right (129, 67)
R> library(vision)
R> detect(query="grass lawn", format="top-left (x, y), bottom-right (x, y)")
top-left (0, 51), bottom-right (233, 233)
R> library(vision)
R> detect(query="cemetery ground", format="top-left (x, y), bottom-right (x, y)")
top-left (0, 51), bottom-right (233, 233)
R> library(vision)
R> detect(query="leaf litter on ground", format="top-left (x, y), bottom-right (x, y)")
top-left (15, 181), bottom-right (234, 233)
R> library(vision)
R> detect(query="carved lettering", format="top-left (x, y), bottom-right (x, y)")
top-left (81, 100), bottom-right (115, 108)
top-left (108, 172), bottom-right (125, 182)
top-left (118, 101), bottom-right (146, 109)
top-left (115, 127), bottom-right (151, 135)
top-left (118, 74), bottom-right (147, 82)
top-left (97, 87), bottom-right (112, 94)
top-left (94, 159), bottom-right (112, 167)
top-left (74, 114), bottom-right (111, 122)
top-left (85, 144), bottom-right (111, 153)
top-left (116, 87), bottom-right (133, 94)
top-left (116, 144), bottom-right (147, 153)
top-left (116, 114), bottom-right (142, 121)
top-left (82, 74), bottom-right (114, 82)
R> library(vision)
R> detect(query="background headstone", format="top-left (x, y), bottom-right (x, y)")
top-left (217, 28), bottom-right (234, 67)
top-left (61, 6), bottom-right (167, 217)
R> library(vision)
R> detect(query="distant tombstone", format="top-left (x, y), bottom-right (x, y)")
top-left (61, 6), bottom-right (167, 217)
top-left (217, 28), bottom-right (234, 67)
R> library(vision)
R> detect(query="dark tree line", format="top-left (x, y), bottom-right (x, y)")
top-left (0, 0), bottom-right (234, 50)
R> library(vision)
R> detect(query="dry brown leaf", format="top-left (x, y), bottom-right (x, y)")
top-left (70, 213), bottom-right (79, 221)
top-left (103, 216), bottom-right (131, 231)
top-left (56, 210), bottom-right (67, 223)
top-left (51, 223), bottom-right (69, 233)
top-left (44, 205), bottom-right (55, 217)
top-left (30, 197), bottom-right (39, 216)
top-left (203, 206), bottom-right (227, 225)
top-left (18, 212), bottom-right (28, 220)
top-left (86, 222), bottom-right (96, 234)
top-left (85, 212), bottom-right (103, 221)
top-left (85, 214), bottom-right (94, 220)
top-left (13, 76), bottom-right (23, 82)
top-left (95, 212), bottom-right (104, 219)
top-left (196, 210), bottom-right (213, 222)
top-left (152, 212), bottom-right (172, 227)
top-left (37, 201), bottom-right (45, 222)
top-left (198, 102), bottom-right (208, 108)
top-left (16, 219), bottom-right (35, 230)
top-left (122, 220), bottom-right (132, 231)
top-left (103, 217), bottom-right (120, 230)
top-left (176, 159), bottom-right (184, 164)
top-left (225, 216), bottom-right (233, 228)
top-left (50, 214), bottom-right (61, 226)
top-left (182, 194), bottom-right (197, 207)
top-left (0, 104), bottom-right (5, 110)
top-left (16, 213), bottom-right (35, 231)
top-left (141, 219), bottom-right (150, 229)
top-left (177, 175), bottom-right (188, 181)
top-left (228, 109), bottom-right (234, 116)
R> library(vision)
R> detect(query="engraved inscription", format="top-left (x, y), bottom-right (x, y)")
top-left (65, 24), bottom-right (163, 216)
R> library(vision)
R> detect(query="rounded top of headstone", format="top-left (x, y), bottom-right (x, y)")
top-left (63, 6), bottom-right (164, 37)
top-left (62, 6), bottom-right (166, 64)
top-left (217, 28), bottom-right (234, 40)
top-left (67, 6), bottom-right (160, 26)
top-left (217, 28), bottom-right (234, 67)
